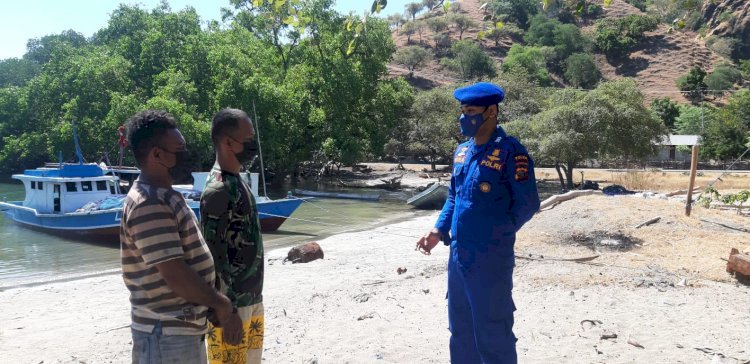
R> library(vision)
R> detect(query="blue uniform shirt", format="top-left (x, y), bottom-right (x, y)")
top-left (435, 126), bottom-right (540, 252)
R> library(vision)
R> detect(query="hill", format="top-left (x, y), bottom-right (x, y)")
top-left (388, 0), bottom-right (725, 104)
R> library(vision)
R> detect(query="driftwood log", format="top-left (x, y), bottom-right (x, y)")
top-left (539, 190), bottom-right (602, 211)
top-left (665, 186), bottom-right (703, 197)
top-left (726, 248), bottom-right (750, 282)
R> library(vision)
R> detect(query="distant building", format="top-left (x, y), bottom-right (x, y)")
top-left (654, 134), bottom-right (700, 161)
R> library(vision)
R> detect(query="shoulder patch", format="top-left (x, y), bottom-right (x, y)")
top-left (514, 153), bottom-right (530, 182)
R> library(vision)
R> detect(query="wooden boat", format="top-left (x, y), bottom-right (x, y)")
top-left (292, 188), bottom-right (380, 201)
top-left (177, 172), bottom-right (305, 232)
top-left (0, 163), bottom-right (125, 242)
top-left (407, 182), bottom-right (449, 209)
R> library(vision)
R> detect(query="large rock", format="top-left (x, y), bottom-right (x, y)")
top-left (285, 242), bottom-right (324, 264)
top-left (703, 0), bottom-right (750, 58)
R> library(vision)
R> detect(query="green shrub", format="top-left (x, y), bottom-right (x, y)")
top-left (594, 15), bottom-right (657, 58)
top-left (563, 53), bottom-right (601, 89)
top-left (676, 65), bottom-right (707, 102)
top-left (501, 44), bottom-right (552, 86)
top-left (704, 63), bottom-right (741, 95)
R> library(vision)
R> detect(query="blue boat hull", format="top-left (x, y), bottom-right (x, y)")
top-left (1, 203), bottom-right (122, 242)
top-left (189, 198), bottom-right (304, 232)
top-left (1, 198), bottom-right (304, 242)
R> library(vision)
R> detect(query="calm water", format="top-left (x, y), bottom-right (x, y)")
top-left (0, 182), bottom-right (425, 288)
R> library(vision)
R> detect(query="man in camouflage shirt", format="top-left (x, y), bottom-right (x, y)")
top-left (200, 108), bottom-right (264, 364)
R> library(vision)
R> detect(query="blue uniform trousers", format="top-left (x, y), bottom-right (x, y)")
top-left (448, 240), bottom-right (517, 364)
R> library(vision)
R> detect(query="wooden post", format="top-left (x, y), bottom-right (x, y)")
top-left (685, 145), bottom-right (700, 216)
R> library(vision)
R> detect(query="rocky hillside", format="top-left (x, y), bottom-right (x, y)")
top-left (703, 0), bottom-right (750, 59)
top-left (388, 0), bottom-right (726, 103)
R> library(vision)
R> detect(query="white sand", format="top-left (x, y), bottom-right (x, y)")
top-left (1, 213), bottom-right (749, 364)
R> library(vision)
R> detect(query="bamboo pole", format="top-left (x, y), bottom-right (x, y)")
top-left (685, 145), bottom-right (700, 216)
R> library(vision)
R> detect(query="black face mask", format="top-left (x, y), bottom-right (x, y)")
top-left (233, 139), bottom-right (258, 164)
top-left (163, 149), bottom-right (193, 182)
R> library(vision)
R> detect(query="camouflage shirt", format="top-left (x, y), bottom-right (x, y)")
top-left (200, 163), bottom-right (264, 307)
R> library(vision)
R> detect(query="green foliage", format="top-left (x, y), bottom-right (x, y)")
top-left (594, 14), bottom-right (658, 58)
top-left (704, 63), bottom-right (741, 96)
top-left (501, 45), bottom-right (551, 86)
top-left (405, 2), bottom-right (424, 21)
top-left (702, 90), bottom-right (750, 160)
top-left (0, 1), bottom-right (414, 177)
top-left (705, 36), bottom-right (739, 60)
top-left (650, 97), bottom-right (680, 130)
top-left (25, 30), bottom-right (88, 65)
top-left (563, 53), bottom-right (600, 89)
top-left (393, 46), bottom-right (432, 72)
top-left (0, 58), bottom-right (41, 87)
top-left (422, 0), bottom-right (440, 11)
top-left (426, 16), bottom-right (449, 36)
top-left (525, 15), bottom-right (589, 61)
top-left (676, 65), bottom-right (707, 102)
top-left (524, 15), bottom-right (559, 46)
top-left (484, 23), bottom-right (524, 47)
top-left (674, 104), bottom-right (714, 135)
top-left (487, 0), bottom-right (539, 29)
top-left (401, 20), bottom-right (421, 43)
top-left (624, 0), bottom-right (647, 12)
top-left (449, 13), bottom-right (477, 40)
top-left (441, 40), bottom-right (497, 80)
top-left (740, 59), bottom-right (750, 80)
top-left (492, 67), bottom-right (545, 124)
top-left (385, 86), bottom-right (460, 168)
top-left (387, 13), bottom-right (406, 30)
top-left (524, 78), bottom-right (667, 189)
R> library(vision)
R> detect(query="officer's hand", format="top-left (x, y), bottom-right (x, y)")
top-left (415, 229), bottom-right (442, 255)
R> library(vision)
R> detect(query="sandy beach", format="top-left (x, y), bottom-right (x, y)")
top-left (1, 194), bottom-right (749, 364)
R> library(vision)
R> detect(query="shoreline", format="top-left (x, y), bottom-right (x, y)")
top-left (1, 205), bottom-right (749, 363)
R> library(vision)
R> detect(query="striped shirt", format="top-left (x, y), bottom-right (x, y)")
top-left (120, 181), bottom-right (216, 335)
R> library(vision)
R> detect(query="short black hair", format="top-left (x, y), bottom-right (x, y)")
top-left (125, 110), bottom-right (178, 165)
top-left (211, 108), bottom-right (251, 145)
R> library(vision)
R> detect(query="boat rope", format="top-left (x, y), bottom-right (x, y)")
top-left (285, 195), bottom-right (430, 234)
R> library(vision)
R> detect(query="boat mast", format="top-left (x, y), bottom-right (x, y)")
top-left (252, 100), bottom-right (268, 198)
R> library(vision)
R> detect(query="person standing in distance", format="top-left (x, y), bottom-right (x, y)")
top-left (121, 110), bottom-right (243, 364)
top-left (415, 83), bottom-right (540, 363)
top-left (200, 108), bottom-right (265, 364)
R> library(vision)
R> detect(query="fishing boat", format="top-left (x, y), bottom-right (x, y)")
top-left (292, 188), bottom-right (381, 201)
top-left (407, 182), bottom-right (449, 209)
top-left (178, 172), bottom-right (305, 232)
top-left (0, 162), bottom-right (125, 242)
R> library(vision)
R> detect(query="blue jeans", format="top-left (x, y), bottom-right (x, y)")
top-left (131, 322), bottom-right (207, 364)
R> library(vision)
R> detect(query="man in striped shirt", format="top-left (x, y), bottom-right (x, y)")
top-left (121, 110), bottom-right (242, 364)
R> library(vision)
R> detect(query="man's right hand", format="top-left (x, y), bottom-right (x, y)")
top-left (415, 229), bottom-right (442, 255)
top-left (215, 298), bottom-right (243, 345)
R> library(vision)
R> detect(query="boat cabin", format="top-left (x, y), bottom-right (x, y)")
top-left (13, 164), bottom-right (120, 214)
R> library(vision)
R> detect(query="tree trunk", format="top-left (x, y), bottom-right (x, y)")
top-left (565, 161), bottom-right (575, 190)
top-left (554, 163), bottom-right (566, 190)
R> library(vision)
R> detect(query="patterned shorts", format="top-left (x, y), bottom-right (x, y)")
top-left (206, 302), bottom-right (264, 364)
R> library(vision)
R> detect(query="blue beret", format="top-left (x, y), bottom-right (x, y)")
top-left (453, 82), bottom-right (505, 106)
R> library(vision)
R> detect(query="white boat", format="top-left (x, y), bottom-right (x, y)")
top-left (0, 163), bottom-right (124, 242)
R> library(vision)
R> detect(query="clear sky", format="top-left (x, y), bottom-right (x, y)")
top-left (0, 0), bottom-right (413, 60)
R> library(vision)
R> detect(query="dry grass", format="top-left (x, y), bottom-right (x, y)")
top-left (536, 168), bottom-right (750, 192)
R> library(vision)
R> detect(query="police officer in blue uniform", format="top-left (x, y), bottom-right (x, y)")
top-left (416, 82), bottom-right (540, 364)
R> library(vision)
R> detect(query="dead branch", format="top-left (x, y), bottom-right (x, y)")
top-left (635, 216), bottom-right (661, 229)
top-left (539, 190), bottom-right (602, 211)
